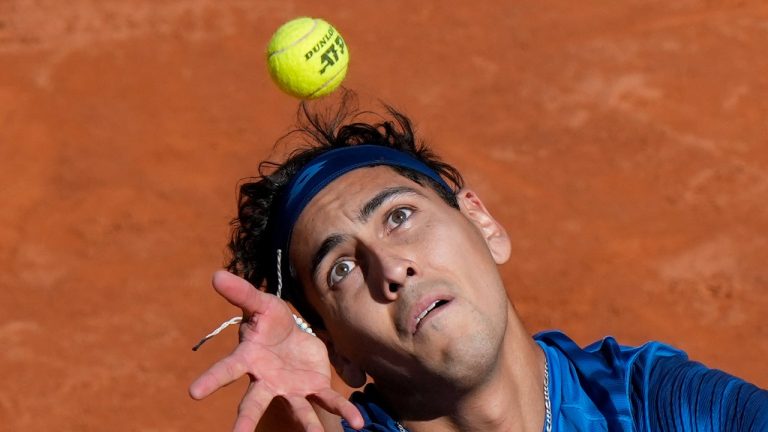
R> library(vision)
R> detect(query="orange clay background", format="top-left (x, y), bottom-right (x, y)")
top-left (1, 1), bottom-right (767, 430)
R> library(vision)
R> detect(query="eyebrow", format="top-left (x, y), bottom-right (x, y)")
top-left (357, 186), bottom-right (421, 224)
top-left (310, 186), bottom-right (423, 281)
top-left (311, 233), bottom-right (348, 283)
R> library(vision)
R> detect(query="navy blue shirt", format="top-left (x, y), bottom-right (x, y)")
top-left (342, 331), bottom-right (768, 431)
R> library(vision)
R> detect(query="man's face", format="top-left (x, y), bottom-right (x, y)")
top-left (290, 166), bottom-right (511, 390)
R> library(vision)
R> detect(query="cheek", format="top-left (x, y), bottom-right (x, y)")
top-left (418, 217), bottom-right (488, 269)
top-left (326, 286), bottom-right (380, 329)
top-left (326, 301), bottom-right (391, 356)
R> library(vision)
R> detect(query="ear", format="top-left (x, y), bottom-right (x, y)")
top-left (456, 189), bottom-right (511, 264)
top-left (316, 330), bottom-right (367, 388)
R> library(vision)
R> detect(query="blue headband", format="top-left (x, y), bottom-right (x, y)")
top-left (273, 145), bottom-right (453, 256)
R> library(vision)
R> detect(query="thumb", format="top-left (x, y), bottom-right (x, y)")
top-left (212, 270), bottom-right (275, 315)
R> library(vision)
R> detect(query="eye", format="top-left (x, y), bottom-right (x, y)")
top-left (386, 207), bottom-right (413, 230)
top-left (328, 259), bottom-right (356, 287)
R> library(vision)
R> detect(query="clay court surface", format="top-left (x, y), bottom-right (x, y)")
top-left (1, 1), bottom-right (767, 430)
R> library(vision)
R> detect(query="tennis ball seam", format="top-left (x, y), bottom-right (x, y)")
top-left (308, 64), bottom-right (347, 98)
top-left (267, 18), bottom-right (318, 58)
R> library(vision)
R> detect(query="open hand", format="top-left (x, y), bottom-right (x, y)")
top-left (189, 270), bottom-right (364, 432)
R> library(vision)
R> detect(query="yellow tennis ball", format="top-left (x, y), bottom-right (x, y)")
top-left (266, 17), bottom-right (350, 99)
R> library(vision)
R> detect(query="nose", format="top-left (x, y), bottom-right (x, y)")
top-left (369, 247), bottom-right (417, 302)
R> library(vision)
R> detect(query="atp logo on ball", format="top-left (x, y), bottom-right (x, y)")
top-left (304, 27), bottom-right (346, 75)
top-left (267, 17), bottom-right (350, 99)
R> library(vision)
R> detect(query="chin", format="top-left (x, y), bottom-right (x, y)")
top-left (445, 333), bottom-right (501, 388)
top-left (423, 311), bottom-right (505, 391)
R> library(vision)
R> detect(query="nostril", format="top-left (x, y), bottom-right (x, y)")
top-left (389, 283), bottom-right (399, 293)
top-left (406, 267), bottom-right (415, 277)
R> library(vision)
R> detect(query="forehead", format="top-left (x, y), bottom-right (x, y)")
top-left (295, 165), bottom-right (432, 226)
top-left (288, 166), bottom-right (444, 258)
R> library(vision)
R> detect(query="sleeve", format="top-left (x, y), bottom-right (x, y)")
top-left (644, 355), bottom-right (768, 431)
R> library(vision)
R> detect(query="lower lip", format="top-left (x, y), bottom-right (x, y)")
top-left (414, 301), bottom-right (451, 334)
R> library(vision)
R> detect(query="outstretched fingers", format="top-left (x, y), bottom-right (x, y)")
top-left (286, 395), bottom-right (327, 432)
top-left (310, 388), bottom-right (365, 430)
top-left (189, 352), bottom-right (250, 400)
top-left (233, 382), bottom-right (276, 432)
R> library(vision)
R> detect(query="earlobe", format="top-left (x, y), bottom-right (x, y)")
top-left (317, 331), bottom-right (367, 388)
top-left (457, 189), bottom-right (511, 264)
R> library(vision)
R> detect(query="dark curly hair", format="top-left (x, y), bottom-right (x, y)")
top-left (226, 90), bottom-right (464, 329)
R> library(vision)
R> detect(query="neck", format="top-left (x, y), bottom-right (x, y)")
top-left (381, 304), bottom-right (546, 432)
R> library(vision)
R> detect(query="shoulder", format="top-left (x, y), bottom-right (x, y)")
top-left (534, 330), bottom-right (689, 430)
top-left (534, 331), bottom-right (768, 431)
top-left (534, 330), bottom-right (687, 372)
top-left (535, 329), bottom-right (690, 392)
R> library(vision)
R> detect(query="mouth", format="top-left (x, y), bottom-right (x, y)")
top-left (412, 298), bottom-right (452, 334)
